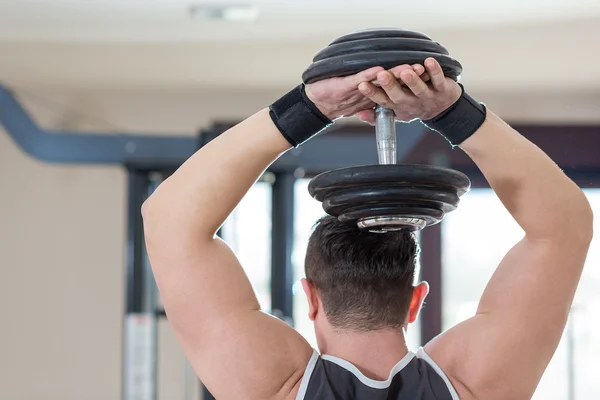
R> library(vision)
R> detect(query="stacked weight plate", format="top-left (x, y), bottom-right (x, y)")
top-left (303, 28), bottom-right (470, 232)
top-left (303, 28), bottom-right (462, 84)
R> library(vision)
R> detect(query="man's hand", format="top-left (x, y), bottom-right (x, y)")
top-left (354, 58), bottom-right (462, 124)
top-left (305, 64), bottom-right (427, 120)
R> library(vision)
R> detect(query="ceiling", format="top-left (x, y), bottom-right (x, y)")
top-left (0, 0), bottom-right (599, 42)
top-left (0, 0), bottom-right (600, 93)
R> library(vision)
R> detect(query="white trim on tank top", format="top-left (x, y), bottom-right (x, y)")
top-left (295, 348), bottom-right (460, 400)
top-left (320, 351), bottom-right (416, 389)
top-left (295, 350), bottom-right (320, 400)
top-left (416, 347), bottom-right (460, 400)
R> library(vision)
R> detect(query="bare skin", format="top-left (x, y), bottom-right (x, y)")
top-left (141, 58), bottom-right (592, 400)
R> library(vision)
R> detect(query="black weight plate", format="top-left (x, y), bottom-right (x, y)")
top-left (313, 38), bottom-right (450, 63)
top-left (309, 165), bottom-right (471, 201)
top-left (338, 205), bottom-right (444, 225)
top-left (330, 29), bottom-right (432, 45)
top-left (329, 200), bottom-right (452, 221)
top-left (303, 51), bottom-right (462, 84)
top-left (321, 186), bottom-right (460, 215)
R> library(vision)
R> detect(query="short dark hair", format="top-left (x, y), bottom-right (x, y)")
top-left (305, 215), bottom-right (419, 332)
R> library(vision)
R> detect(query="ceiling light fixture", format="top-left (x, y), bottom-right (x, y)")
top-left (189, 4), bottom-right (260, 22)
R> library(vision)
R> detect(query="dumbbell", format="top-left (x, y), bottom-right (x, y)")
top-left (302, 28), bottom-right (470, 232)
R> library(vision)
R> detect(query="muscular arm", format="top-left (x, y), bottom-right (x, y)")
top-left (426, 111), bottom-right (593, 399)
top-left (141, 109), bottom-right (312, 399)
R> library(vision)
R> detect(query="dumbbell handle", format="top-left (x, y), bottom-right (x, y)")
top-left (375, 106), bottom-right (396, 164)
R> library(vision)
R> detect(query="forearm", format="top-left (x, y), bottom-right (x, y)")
top-left (460, 111), bottom-right (593, 240)
top-left (143, 108), bottom-right (291, 241)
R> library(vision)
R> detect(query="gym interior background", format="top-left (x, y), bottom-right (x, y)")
top-left (1, 1), bottom-right (600, 399)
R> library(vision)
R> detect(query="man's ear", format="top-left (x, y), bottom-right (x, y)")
top-left (301, 278), bottom-right (319, 321)
top-left (408, 281), bottom-right (430, 324)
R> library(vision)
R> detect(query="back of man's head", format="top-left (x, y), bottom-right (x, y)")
top-left (305, 215), bottom-right (419, 332)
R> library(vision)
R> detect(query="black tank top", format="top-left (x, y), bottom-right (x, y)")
top-left (296, 348), bottom-right (459, 400)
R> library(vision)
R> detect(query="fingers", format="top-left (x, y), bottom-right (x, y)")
top-left (355, 109), bottom-right (376, 125)
top-left (388, 64), bottom-right (430, 87)
top-left (388, 64), bottom-right (416, 78)
top-left (376, 70), bottom-right (412, 104)
top-left (412, 64), bottom-right (426, 76)
top-left (350, 66), bottom-right (385, 87)
top-left (411, 63), bottom-right (436, 84)
top-left (399, 69), bottom-right (431, 98)
top-left (389, 64), bottom-right (425, 79)
top-left (424, 58), bottom-right (446, 91)
top-left (358, 82), bottom-right (394, 108)
top-left (376, 65), bottom-right (414, 87)
top-left (413, 64), bottom-right (432, 83)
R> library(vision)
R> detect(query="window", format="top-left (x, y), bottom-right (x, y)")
top-left (293, 179), bottom-right (422, 350)
top-left (442, 189), bottom-right (600, 399)
top-left (221, 182), bottom-right (272, 311)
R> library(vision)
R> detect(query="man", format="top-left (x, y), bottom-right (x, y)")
top-left (142, 57), bottom-right (593, 399)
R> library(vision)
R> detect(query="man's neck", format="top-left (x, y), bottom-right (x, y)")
top-left (320, 327), bottom-right (410, 381)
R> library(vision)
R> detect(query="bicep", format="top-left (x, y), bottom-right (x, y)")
top-left (427, 236), bottom-right (589, 399)
top-left (147, 237), bottom-right (312, 399)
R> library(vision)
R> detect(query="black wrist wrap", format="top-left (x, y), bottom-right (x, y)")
top-left (422, 84), bottom-right (487, 146)
top-left (269, 84), bottom-right (333, 147)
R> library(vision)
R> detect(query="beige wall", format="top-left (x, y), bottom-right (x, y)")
top-left (1, 86), bottom-right (599, 399)
top-left (0, 127), bottom-right (125, 399)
